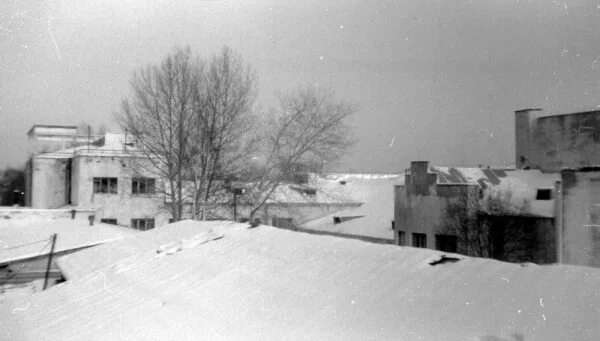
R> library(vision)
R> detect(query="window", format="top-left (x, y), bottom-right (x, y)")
top-left (132, 178), bottom-right (155, 195)
top-left (93, 177), bottom-right (118, 194)
top-left (435, 234), bottom-right (458, 253)
top-left (397, 230), bottom-right (406, 246)
top-left (272, 217), bottom-right (293, 228)
top-left (100, 218), bottom-right (117, 225)
top-left (412, 233), bottom-right (427, 248)
top-left (131, 218), bottom-right (155, 231)
top-left (536, 189), bottom-right (552, 200)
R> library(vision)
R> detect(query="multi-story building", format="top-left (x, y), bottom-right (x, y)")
top-left (25, 125), bottom-right (170, 229)
top-left (24, 125), bottom-right (363, 230)
top-left (395, 108), bottom-right (600, 266)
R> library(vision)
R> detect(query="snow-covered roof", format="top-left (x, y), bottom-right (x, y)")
top-left (418, 167), bottom-right (559, 218)
top-left (2, 220), bottom-right (598, 340)
top-left (35, 133), bottom-right (140, 159)
top-left (0, 216), bottom-right (136, 265)
top-left (300, 174), bottom-right (404, 240)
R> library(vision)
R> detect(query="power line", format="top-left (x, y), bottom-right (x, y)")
top-left (2, 238), bottom-right (50, 250)
top-left (6, 237), bottom-right (54, 281)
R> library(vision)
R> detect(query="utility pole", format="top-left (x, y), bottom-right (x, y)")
top-left (233, 191), bottom-right (238, 221)
top-left (43, 233), bottom-right (57, 290)
top-left (231, 188), bottom-right (245, 222)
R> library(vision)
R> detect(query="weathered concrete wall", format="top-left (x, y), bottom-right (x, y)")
top-left (534, 112), bottom-right (600, 171)
top-left (30, 158), bottom-right (69, 209)
top-left (27, 126), bottom-right (77, 155)
top-left (516, 110), bottom-right (600, 171)
top-left (394, 184), bottom-right (451, 248)
top-left (560, 169), bottom-right (600, 267)
top-left (25, 159), bottom-right (32, 207)
top-left (515, 108), bottom-right (544, 169)
top-left (72, 156), bottom-right (171, 227)
top-left (554, 180), bottom-right (563, 262)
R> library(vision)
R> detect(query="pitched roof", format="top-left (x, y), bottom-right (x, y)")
top-left (426, 167), bottom-right (559, 218)
top-left (2, 220), bottom-right (597, 340)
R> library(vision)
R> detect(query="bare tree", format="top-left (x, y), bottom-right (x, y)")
top-left (118, 47), bottom-right (353, 223)
top-left (244, 86), bottom-right (356, 221)
top-left (0, 167), bottom-right (25, 206)
top-left (436, 190), bottom-right (533, 260)
top-left (118, 47), bottom-right (202, 221)
top-left (188, 47), bottom-right (257, 220)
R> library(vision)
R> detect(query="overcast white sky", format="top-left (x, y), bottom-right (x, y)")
top-left (1, 0), bottom-right (600, 172)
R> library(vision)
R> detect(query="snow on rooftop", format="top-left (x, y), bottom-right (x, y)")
top-left (423, 167), bottom-right (559, 218)
top-left (263, 173), bottom-right (403, 206)
top-left (1, 220), bottom-right (598, 340)
top-left (0, 216), bottom-right (136, 265)
top-left (301, 174), bottom-right (403, 240)
top-left (35, 133), bottom-right (139, 159)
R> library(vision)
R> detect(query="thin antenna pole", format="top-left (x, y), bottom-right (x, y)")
top-left (43, 233), bottom-right (57, 290)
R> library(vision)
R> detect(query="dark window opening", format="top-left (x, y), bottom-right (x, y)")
top-left (412, 233), bottom-right (427, 248)
top-left (93, 177), bottom-right (118, 194)
top-left (536, 189), bottom-right (552, 200)
top-left (131, 218), bottom-right (155, 231)
top-left (397, 230), bottom-right (406, 246)
top-left (272, 217), bottom-right (293, 228)
top-left (100, 218), bottom-right (117, 225)
top-left (132, 178), bottom-right (155, 195)
top-left (435, 234), bottom-right (458, 253)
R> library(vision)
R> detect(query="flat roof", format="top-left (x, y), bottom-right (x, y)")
top-left (27, 124), bottom-right (78, 136)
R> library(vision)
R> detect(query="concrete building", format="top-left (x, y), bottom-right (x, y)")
top-left (515, 108), bottom-right (600, 266)
top-left (394, 108), bottom-right (600, 266)
top-left (24, 125), bottom-right (362, 230)
top-left (515, 108), bottom-right (600, 171)
top-left (394, 161), bottom-right (558, 263)
top-left (555, 167), bottom-right (600, 267)
top-left (25, 125), bottom-right (171, 228)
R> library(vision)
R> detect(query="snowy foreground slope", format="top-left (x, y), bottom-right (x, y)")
top-left (1, 221), bottom-right (599, 340)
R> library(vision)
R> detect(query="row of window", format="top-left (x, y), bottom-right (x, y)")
top-left (93, 177), bottom-right (155, 195)
top-left (397, 231), bottom-right (458, 253)
top-left (100, 218), bottom-right (156, 231)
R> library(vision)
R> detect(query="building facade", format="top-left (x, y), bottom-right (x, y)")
top-left (25, 126), bottom-right (171, 228)
top-left (555, 167), bottom-right (600, 267)
top-left (394, 161), bottom-right (558, 263)
top-left (24, 125), bottom-right (360, 230)
top-left (516, 108), bottom-right (600, 172)
top-left (394, 108), bottom-right (600, 266)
